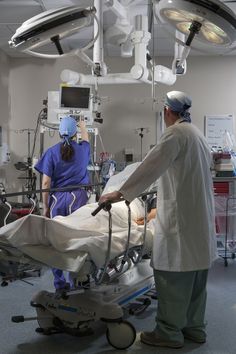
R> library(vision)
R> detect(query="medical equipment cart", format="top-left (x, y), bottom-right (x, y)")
top-left (213, 177), bottom-right (236, 266)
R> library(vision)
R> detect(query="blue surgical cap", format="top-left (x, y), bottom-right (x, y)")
top-left (165, 91), bottom-right (192, 122)
top-left (59, 116), bottom-right (77, 142)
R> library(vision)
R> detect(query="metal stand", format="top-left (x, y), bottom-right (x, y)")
top-left (135, 127), bottom-right (149, 160)
top-left (221, 197), bottom-right (236, 266)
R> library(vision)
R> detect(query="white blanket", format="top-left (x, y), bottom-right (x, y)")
top-left (0, 163), bottom-right (155, 273)
top-left (0, 201), bottom-right (154, 272)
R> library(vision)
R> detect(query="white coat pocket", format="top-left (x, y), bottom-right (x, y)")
top-left (156, 200), bottom-right (178, 236)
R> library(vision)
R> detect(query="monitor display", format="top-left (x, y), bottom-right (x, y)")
top-left (60, 86), bottom-right (91, 110)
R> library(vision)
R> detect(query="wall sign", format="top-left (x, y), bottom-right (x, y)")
top-left (204, 114), bottom-right (234, 148)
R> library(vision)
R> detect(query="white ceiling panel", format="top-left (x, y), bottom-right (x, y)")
top-left (0, 24), bottom-right (16, 37)
top-left (0, 1), bottom-right (42, 23)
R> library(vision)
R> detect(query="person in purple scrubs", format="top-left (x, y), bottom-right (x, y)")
top-left (34, 116), bottom-right (90, 290)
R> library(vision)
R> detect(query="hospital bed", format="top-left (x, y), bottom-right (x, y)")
top-left (0, 185), bottom-right (156, 349)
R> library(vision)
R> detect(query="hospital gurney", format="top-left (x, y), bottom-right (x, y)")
top-left (0, 193), bottom-right (156, 350)
top-left (0, 194), bottom-right (42, 286)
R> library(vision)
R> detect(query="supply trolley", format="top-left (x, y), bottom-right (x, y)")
top-left (214, 177), bottom-right (236, 266)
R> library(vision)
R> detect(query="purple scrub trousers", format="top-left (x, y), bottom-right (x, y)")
top-left (51, 189), bottom-right (88, 290)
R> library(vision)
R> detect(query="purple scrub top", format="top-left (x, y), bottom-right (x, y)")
top-left (34, 140), bottom-right (90, 188)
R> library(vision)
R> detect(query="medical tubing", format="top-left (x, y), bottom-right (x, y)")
top-left (40, 121), bottom-right (58, 130)
top-left (3, 200), bottom-right (12, 226)
top-left (50, 194), bottom-right (57, 218)
top-left (98, 131), bottom-right (106, 153)
top-left (28, 195), bottom-right (37, 214)
top-left (68, 192), bottom-right (76, 215)
top-left (88, 156), bottom-right (100, 185)
top-left (95, 206), bottom-right (112, 285)
top-left (31, 108), bottom-right (45, 160)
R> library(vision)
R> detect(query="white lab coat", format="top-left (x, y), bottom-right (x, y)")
top-left (119, 120), bottom-right (217, 271)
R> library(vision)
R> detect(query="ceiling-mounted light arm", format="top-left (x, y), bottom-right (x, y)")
top-left (174, 30), bottom-right (185, 58)
top-left (50, 35), bottom-right (63, 55)
top-left (172, 30), bottom-right (187, 75)
top-left (177, 20), bottom-right (202, 67)
top-left (130, 15), bottom-right (151, 81)
top-left (186, 20), bottom-right (202, 46)
top-left (104, 0), bottom-right (134, 58)
top-left (93, 0), bottom-right (107, 77)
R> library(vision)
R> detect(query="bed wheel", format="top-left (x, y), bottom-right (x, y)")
top-left (106, 321), bottom-right (136, 350)
top-left (36, 308), bottom-right (55, 330)
top-left (1, 280), bottom-right (8, 287)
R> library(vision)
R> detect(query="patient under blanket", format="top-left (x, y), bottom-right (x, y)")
top-left (0, 163), bottom-right (155, 273)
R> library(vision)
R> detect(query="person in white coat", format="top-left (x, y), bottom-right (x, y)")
top-left (99, 91), bottom-right (217, 349)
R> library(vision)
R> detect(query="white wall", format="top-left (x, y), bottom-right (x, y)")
top-left (0, 50), bottom-right (11, 188)
top-left (157, 56), bottom-right (236, 134)
top-left (5, 54), bottom-right (236, 191)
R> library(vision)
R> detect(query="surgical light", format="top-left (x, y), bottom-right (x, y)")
top-left (154, 0), bottom-right (236, 46)
top-left (8, 6), bottom-right (97, 57)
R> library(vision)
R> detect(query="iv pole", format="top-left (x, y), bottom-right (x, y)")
top-left (135, 127), bottom-right (149, 160)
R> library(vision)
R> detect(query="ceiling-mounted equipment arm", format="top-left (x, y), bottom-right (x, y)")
top-left (185, 20), bottom-right (202, 46)
top-left (172, 30), bottom-right (187, 75)
top-left (50, 35), bottom-right (64, 55)
top-left (93, 0), bottom-right (107, 77)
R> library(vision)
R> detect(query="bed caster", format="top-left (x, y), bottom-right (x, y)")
top-left (35, 327), bottom-right (51, 335)
top-left (36, 308), bottom-right (55, 330)
top-left (35, 327), bottom-right (44, 333)
top-left (1, 280), bottom-right (8, 287)
top-left (106, 321), bottom-right (136, 350)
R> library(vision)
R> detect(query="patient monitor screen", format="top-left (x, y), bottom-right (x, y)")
top-left (60, 86), bottom-right (91, 110)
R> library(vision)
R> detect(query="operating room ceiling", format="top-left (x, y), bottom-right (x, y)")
top-left (1, 0), bottom-right (236, 58)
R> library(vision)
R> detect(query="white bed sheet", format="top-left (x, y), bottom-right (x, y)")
top-left (0, 201), bottom-right (154, 273)
top-left (0, 163), bottom-right (155, 273)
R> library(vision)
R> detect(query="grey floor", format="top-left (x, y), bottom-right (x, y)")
top-left (1, 257), bottom-right (236, 354)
